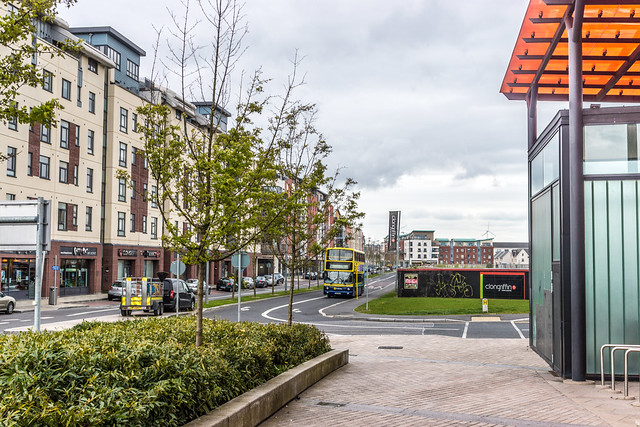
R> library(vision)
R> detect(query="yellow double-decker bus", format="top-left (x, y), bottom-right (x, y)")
top-left (323, 247), bottom-right (365, 298)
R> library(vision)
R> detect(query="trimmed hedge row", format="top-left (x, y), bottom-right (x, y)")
top-left (0, 317), bottom-right (330, 426)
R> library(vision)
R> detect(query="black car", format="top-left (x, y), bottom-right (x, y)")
top-left (162, 278), bottom-right (195, 312)
top-left (216, 278), bottom-right (237, 292)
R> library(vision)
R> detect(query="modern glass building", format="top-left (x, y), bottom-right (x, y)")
top-left (502, 1), bottom-right (640, 380)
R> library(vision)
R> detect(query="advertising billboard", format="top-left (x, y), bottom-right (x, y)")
top-left (388, 211), bottom-right (400, 251)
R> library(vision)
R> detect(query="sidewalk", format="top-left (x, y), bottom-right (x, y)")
top-left (13, 293), bottom-right (109, 313)
top-left (263, 334), bottom-right (640, 427)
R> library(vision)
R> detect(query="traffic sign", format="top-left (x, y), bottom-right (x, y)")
top-left (52, 265), bottom-right (60, 271)
top-left (170, 260), bottom-right (186, 275)
top-left (231, 252), bottom-right (250, 270)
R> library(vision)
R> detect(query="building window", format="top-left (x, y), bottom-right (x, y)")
top-left (119, 142), bottom-right (127, 167)
top-left (40, 125), bottom-right (50, 143)
top-left (120, 107), bottom-right (128, 133)
top-left (87, 129), bottom-right (94, 155)
top-left (61, 78), bottom-right (71, 100)
top-left (58, 202), bottom-right (67, 231)
top-left (126, 59), bottom-right (139, 80)
top-left (6, 147), bottom-right (16, 177)
top-left (130, 213), bottom-right (136, 232)
top-left (8, 102), bottom-right (17, 131)
top-left (73, 165), bottom-right (78, 186)
top-left (43, 70), bottom-right (53, 92)
top-left (151, 185), bottom-right (158, 208)
top-left (72, 204), bottom-right (77, 227)
top-left (59, 161), bottom-right (68, 183)
top-left (27, 152), bottom-right (32, 176)
top-left (118, 178), bottom-right (126, 201)
top-left (131, 147), bottom-right (137, 166)
top-left (88, 91), bottom-right (95, 114)
top-left (6, 193), bottom-right (15, 200)
top-left (103, 46), bottom-right (121, 71)
top-left (60, 120), bottom-right (69, 149)
top-left (151, 217), bottom-right (158, 239)
top-left (143, 183), bottom-right (148, 201)
top-left (117, 212), bottom-right (125, 237)
top-left (39, 155), bottom-right (50, 179)
top-left (144, 156), bottom-right (148, 169)
top-left (131, 180), bottom-right (136, 199)
top-left (86, 168), bottom-right (93, 192)
top-left (75, 124), bottom-right (80, 146)
top-left (85, 206), bottom-right (92, 231)
top-left (88, 58), bottom-right (97, 73)
top-left (132, 113), bottom-right (138, 132)
top-left (142, 215), bottom-right (147, 234)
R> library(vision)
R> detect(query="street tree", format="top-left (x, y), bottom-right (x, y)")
top-left (0, 0), bottom-right (78, 159)
top-left (134, 0), bottom-right (285, 347)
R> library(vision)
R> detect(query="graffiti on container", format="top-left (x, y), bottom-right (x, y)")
top-left (428, 272), bottom-right (473, 298)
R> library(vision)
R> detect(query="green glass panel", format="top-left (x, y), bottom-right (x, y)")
top-left (531, 190), bottom-right (552, 352)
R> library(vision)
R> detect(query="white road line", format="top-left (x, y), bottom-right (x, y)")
top-left (510, 320), bottom-right (526, 339)
top-left (318, 276), bottom-right (395, 318)
top-left (66, 307), bottom-right (119, 317)
top-left (462, 321), bottom-right (469, 339)
top-left (262, 296), bottom-right (327, 322)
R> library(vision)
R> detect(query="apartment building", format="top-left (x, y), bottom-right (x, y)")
top-left (437, 238), bottom-right (494, 266)
top-left (401, 230), bottom-right (438, 267)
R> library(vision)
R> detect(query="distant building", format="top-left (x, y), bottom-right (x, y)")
top-left (436, 238), bottom-right (494, 266)
top-left (493, 242), bottom-right (529, 269)
top-left (400, 230), bottom-right (438, 267)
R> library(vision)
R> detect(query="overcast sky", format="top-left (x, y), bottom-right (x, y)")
top-left (59, 0), bottom-right (566, 244)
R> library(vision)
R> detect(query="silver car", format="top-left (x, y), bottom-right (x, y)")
top-left (186, 279), bottom-right (209, 294)
top-left (107, 280), bottom-right (126, 301)
top-left (0, 291), bottom-right (16, 314)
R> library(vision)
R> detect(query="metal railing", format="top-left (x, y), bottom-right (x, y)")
top-left (623, 348), bottom-right (640, 399)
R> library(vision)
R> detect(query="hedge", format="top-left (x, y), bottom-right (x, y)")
top-left (0, 317), bottom-right (331, 426)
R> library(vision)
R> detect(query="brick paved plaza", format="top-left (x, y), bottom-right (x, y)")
top-left (263, 335), bottom-right (640, 426)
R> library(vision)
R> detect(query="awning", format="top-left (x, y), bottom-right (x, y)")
top-left (501, 0), bottom-right (640, 103)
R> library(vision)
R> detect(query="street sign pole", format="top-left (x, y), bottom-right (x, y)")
top-left (33, 198), bottom-right (45, 332)
top-left (176, 253), bottom-right (180, 314)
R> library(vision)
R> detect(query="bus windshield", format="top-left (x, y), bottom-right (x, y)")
top-left (325, 271), bottom-right (353, 284)
top-left (327, 249), bottom-right (353, 261)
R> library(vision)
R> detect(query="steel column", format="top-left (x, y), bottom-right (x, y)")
top-left (565, 0), bottom-right (586, 382)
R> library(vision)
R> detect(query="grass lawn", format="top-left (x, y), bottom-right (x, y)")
top-left (355, 291), bottom-right (530, 316)
top-left (204, 284), bottom-right (324, 308)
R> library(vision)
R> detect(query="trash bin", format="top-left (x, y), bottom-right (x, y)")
top-left (49, 287), bottom-right (57, 305)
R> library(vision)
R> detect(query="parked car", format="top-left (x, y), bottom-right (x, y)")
top-left (242, 277), bottom-right (255, 289)
top-left (186, 278), bottom-right (209, 294)
top-left (255, 276), bottom-right (268, 288)
top-left (216, 278), bottom-right (237, 292)
top-left (162, 278), bottom-right (195, 312)
top-left (107, 280), bottom-right (126, 301)
top-left (0, 291), bottom-right (15, 314)
top-left (304, 271), bottom-right (318, 280)
top-left (273, 273), bottom-right (285, 284)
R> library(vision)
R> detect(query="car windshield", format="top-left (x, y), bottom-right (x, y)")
top-left (325, 271), bottom-right (353, 284)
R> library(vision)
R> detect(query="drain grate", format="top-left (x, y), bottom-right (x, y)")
top-left (378, 346), bottom-right (403, 350)
top-left (316, 401), bottom-right (346, 408)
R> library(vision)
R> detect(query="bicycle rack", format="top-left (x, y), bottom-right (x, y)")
top-left (599, 344), bottom-right (640, 391)
top-left (623, 348), bottom-right (640, 399)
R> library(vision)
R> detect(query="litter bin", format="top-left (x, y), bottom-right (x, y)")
top-left (49, 287), bottom-right (58, 305)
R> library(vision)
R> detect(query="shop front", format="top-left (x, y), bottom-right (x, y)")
top-left (57, 245), bottom-right (100, 297)
top-left (1, 256), bottom-right (35, 300)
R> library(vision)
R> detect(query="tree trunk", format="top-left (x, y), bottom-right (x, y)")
top-left (196, 261), bottom-right (205, 347)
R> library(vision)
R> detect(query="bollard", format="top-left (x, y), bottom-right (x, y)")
top-left (482, 298), bottom-right (488, 313)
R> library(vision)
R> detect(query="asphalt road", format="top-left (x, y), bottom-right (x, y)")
top-left (0, 274), bottom-right (529, 339)
top-left (206, 274), bottom-right (530, 340)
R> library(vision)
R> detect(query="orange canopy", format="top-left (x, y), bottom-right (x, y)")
top-left (501, 0), bottom-right (640, 102)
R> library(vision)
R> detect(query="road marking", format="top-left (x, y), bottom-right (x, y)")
top-left (66, 307), bottom-right (119, 317)
top-left (241, 307), bottom-right (250, 311)
top-left (462, 321), bottom-right (469, 339)
top-left (262, 296), bottom-right (326, 322)
top-left (510, 320), bottom-right (526, 339)
top-left (471, 316), bottom-right (501, 322)
top-left (319, 276), bottom-right (395, 318)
